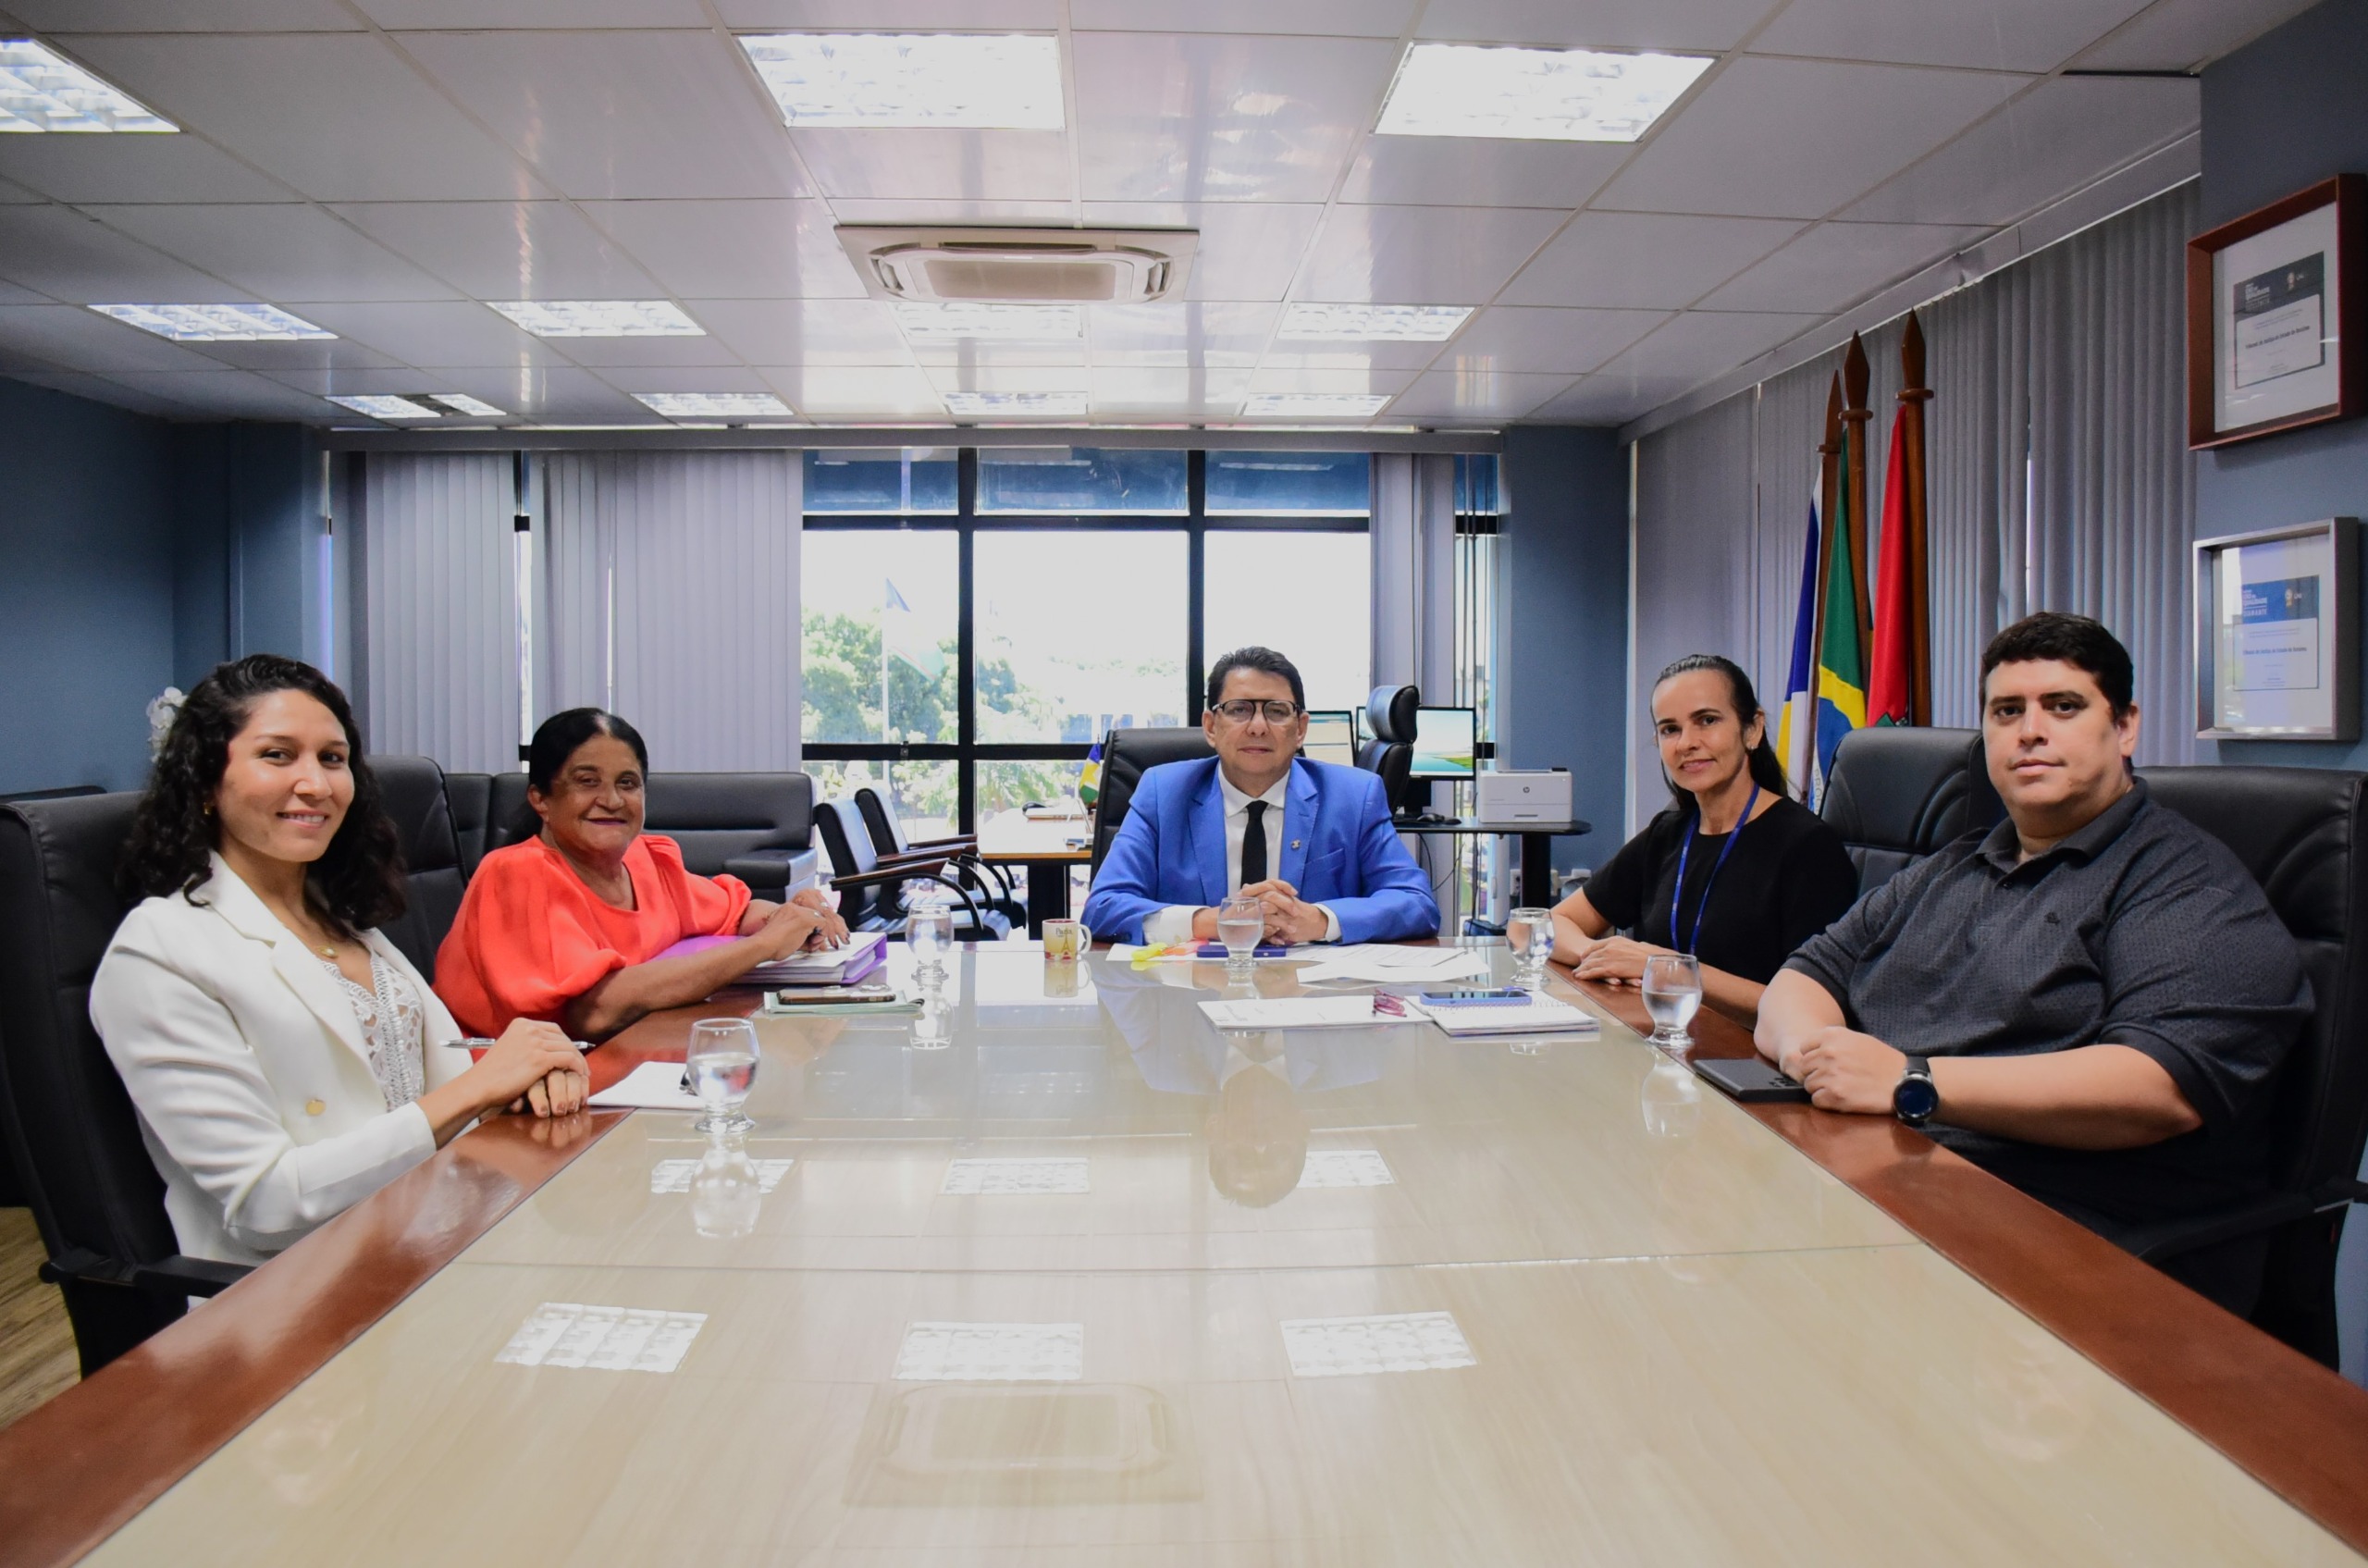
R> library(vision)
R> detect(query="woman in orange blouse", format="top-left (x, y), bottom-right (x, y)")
top-left (437, 709), bottom-right (847, 1041)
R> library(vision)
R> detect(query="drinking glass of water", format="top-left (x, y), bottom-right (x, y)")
top-left (1507, 906), bottom-right (1555, 984)
top-left (1216, 894), bottom-right (1264, 978)
top-left (906, 890), bottom-right (956, 984)
top-left (685, 1017), bottom-right (759, 1134)
top-left (1640, 954), bottom-right (1704, 1049)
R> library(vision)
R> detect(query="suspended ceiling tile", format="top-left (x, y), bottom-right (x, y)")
top-left (1527, 372), bottom-right (1698, 425)
top-left (1753, 0), bottom-right (2150, 72)
top-left (922, 363), bottom-right (1093, 394)
top-left (1695, 221), bottom-right (1988, 313)
top-left (1069, 1), bottom-right (1417, 33)
top-left (100, 367), bottom-right (339, 420)
top-left (2073, 0), bottom-right (2319, 70)
top-left (357, 0), bottom-right (709, 23)
top-left (1591, 56), bottom-right (2029, 220)
top-left (1434, 304), bottom-right (1671, 376)
top-left (686, 298), bottom-right (910, 365)
top-left (582, 200), bottom-right (865, 301)
top-left (1292, 204), bottom-right (1566, 304)
top-left (1257, 343), bottom-right (1444, 373)
top-left (411, 364), bottom-right (645, 417)
top-left (1388, 367), bottom-right (1573, 418)
top-left (1088, 365), bottom-right (1256, 410)
top-left (0, 204), bottom-right (250, 302)
top-left (546, 332), bottom-right (745, 369)
top-left (16, 1), bottom-right (361, 26)
top-left (602, 364), bottom-right (776, 397)
top-left (395, 30), bottom-right (810, 202)
top-left (905, 342), bottom-right (1090, 370)
top-left (714, 0), bottom-right (1059, 23)
top-left (0, 278), bottom-right (48, 304)
top-left (1080, 202), bottom-right (1326, 302)
top-left (1500, 211), bottom-right (1801, 311)
top-left (1415, 0), bottom-right (1782, 51)
top-left (255, 364), bottom-right (455, 395)
top-left (792, 129), bottom-right (1071, 204)
top-left (0, 137), bottom-right (293, 205)
top-left (1072, 31), bottom-right (1397, 204)
top-left (290, 300), bottom-right (571, 366)
top-left (761, 364), bottom-right (946, 417)
top-left (1839, 76), bottom-right (2197, 227)
top-left (1088, 300), bottom-right (1278, 356)
top-left (83, 204), bottom-right (460, 303)
top-left (178, 336), bottom-right (407, 372)
top-left (1589, 308), bottom-right (1820, 385)
top-left (1241, 364), bottom-right (1417, 395)
top-left (329, 201), bottom-right (661, 300)
top-left (4, 370), bottom-right (204, 419)
top-left (1339, 136), bottom-right (1626, 209)
top-left (0, 177), bottom-right (39, 203)
top-left (60, 34), bottom-right (554, 203)
top-left (828, 198), bottom-right (1078, 226)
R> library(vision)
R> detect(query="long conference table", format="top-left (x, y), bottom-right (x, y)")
top-left (6, 943), bottom-right (2368, 1565)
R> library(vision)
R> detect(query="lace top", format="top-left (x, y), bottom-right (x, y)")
top-left (317, 949), bottom-right (428, 1111)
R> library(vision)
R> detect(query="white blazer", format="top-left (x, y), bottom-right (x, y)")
top-left (89, 852), bottom-right (467, 1266)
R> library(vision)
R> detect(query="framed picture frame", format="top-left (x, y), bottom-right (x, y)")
top-left (2194, 517), bottom-right (2359, 741)
top-left (2187, 174), bottom-right (2364, 450)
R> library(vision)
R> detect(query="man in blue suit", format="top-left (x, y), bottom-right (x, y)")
top-left (1082, 646), bottom-right (1439, 945)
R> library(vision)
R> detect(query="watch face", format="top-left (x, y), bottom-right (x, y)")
top-left (1894, 1073), bottom-right (1940, 1122)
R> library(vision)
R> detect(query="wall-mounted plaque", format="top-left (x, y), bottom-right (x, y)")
top-left (2195, 517), bottom-right (2359, 740)
top-left (2188, 174), bottom-right (2363, 450)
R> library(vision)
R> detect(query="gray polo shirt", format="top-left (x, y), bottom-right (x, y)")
top-left (1784, 779), bottom-right (2310, 1230)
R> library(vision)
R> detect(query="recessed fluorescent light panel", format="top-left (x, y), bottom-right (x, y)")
top-left (489, 300), bottom-right (703, 338)
top-left (944, 389), bottom-right (1088, 417)
top-left (1241, 392), bottom-right (1391, 418)
top-left (894, 302), bottom-right (1081, 340)
top-left (329, 395), bottom-right (442, 420)
top-left (0, 41), bottom-right (175, 132)
top-left (1279, 303), bottom-right (1473, 342)
top-left (741, 33), bottom-right (1064, 130)
top-left (634, 392), bottom-right (793, 418)
top-left (1378, 43), bottom-right (1712, 142)
top-left (423, 392), bottom-right (506, 418)
top-left (92, 302), bottom-right (332, 341)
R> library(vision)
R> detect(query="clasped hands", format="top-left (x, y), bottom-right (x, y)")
top-left (752, 886), bottom-right (851, 958)
top-left (1773, 1026), bottom-right (1907, 1115)
top-left (1556, 931), bottom-right (1679, 985)
top-left (1192, 879), bottom-right (1330, 945)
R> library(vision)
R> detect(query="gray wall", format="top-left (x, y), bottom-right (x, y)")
top-left (2200, 0), bottom-right (2368, 769)
top-left (1498, 426), bottom-right (1630, 875)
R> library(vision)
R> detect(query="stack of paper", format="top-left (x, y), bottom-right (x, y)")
top-left (1409, 993), bottom-right (1600, 1038)
top-left (587, 1060), bottom-right (705, 1111)
top-left (745, 931), bottom-right (887, 986)
top-left (1198, 996), bottom-right (1428, 1031)
top-left (1295, 945), bottom-right (1492, 985)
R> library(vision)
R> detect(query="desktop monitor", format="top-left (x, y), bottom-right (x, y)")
top-left (1301, 709), bottom-right (1357, 768)
top-left (1410, 707), bottom-right (1477, 781)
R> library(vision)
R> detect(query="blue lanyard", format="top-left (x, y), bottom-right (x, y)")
top-left (1670, 784), bottom-right (1758, 957)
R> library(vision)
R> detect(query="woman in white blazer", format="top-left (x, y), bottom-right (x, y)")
top-left (92, 655), bottom-right (591, 1267)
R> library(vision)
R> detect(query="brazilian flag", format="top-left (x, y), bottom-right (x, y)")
top-left (1814, 426), bottom-right (1868, 784)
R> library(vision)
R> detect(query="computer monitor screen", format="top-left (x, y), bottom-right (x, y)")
top-left (1410, 707), bottom-right (1477, 780)
top-left (1301, 709), bottom-right (1356, 768)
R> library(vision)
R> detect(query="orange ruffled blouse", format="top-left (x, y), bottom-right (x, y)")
top-left (435, 833), bottom-right (753, 1038)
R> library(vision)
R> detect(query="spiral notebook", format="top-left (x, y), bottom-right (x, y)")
top-left (1407, 992), bottom-right (1600, 1038)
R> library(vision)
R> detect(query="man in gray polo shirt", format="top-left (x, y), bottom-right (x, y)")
top-left (1757, 612), bottom-right (2310, 1311)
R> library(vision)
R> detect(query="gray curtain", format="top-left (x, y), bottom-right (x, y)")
top-left (357, 452), bottom-right (518, 773)
top-left (1371, 451), bottom-right (1455, 704)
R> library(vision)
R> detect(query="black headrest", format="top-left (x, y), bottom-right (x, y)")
top-left (370, 756), bottom-right (462, 981)
top-left (485, 772), bottom-right (533, 856)
top-left (1366, 685), bottom-right (1419, 744)
top-left (1821, 726), bottom-right (1987, 850)
top-left (853, 787), bottom-right (898, 856)
top-left (444, 772), bottom-right (493, 877)
top-left (814, 797), bottom-right (876, 878)
top-left (1091, 727), bottom-right (1216, 875)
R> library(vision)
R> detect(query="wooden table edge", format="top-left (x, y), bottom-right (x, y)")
top-left (0, 1108), bottom-right (628, 1568)
top-left (1562, 971), bottom-right (2368, 1557)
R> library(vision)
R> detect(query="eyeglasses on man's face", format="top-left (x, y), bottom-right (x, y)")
top-left (1210, 699), bottom-right (1304, 725)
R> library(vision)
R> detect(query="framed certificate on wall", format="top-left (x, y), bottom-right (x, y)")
top-left (2188, 174), bottom-right (2364, 450)
top-left (2194, 517), bottom-right (2359, 740)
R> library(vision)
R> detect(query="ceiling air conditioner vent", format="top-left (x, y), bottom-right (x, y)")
top-left (837, 226), bottom-right (1197, 304)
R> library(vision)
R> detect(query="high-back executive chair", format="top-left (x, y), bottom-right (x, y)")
top-left (476, 771), bottom-right (819, 900)
top-left (1086, 726), bottom-right (1216, 879)
top-left (1817, 726), bottom-right (2003, 895)
top-left (812, 798), bottom-right (1005, 940)
top-left (1357, 685), bottom-right (1418, 819)
top-left (852, 787), bottom-right (1025, 930)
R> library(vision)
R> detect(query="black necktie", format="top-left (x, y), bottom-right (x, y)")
top-left (1240, 800), bottom-right (1267, 889)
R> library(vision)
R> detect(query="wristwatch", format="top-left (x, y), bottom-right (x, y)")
top-left (1893, 1055), bottom-right (1939, 1127)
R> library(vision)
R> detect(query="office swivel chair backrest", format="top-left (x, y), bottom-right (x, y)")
top-left (1358, 685), bottom-right (1418, 816)
top-left (444, 772), bottom-right (494, 877)
top-left (0, 794), bottom-right (185, 1372)
top-left (814, 796), bottom-right (894, 927)
top-left (373, 755), bottom-right (466, 981)
top-left (1088, 727), bottom-right (1216, 877)
top-left (1818, 727), bottom-right (2001, 895)
top-left (477, 772), bottom-right (819, 899)
top-left (2138, 765), bottom-right (2368, 1359)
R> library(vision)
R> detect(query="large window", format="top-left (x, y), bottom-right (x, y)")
top-left (801, 449), bottom-right (1373, 832)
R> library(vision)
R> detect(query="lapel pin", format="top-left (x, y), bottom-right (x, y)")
top-left (1290, 839), bottom-right (1301, 850)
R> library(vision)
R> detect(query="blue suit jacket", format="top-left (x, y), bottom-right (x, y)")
top-left (1081, 757), bottom-right (1439, 945)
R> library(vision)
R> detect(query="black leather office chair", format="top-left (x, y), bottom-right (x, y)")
top-left (479, 772), bottom-right (819, 899)
top-left (813, 798), bottom-right (1003, 939)
top-left (373, 755), bottom-right (466, 982)
top-left (2127, 765), bottom-right (2368, 1363)
top-left (444, 771), bottom-right (494, 877)
top-left (1087, 726), bottom-right (1215, 877)
top-left (853, 786), bottom-right (1025, 929)
top-left (1818, 726), bottom-right (2002, 895)
top-left (1358, 685), bottom-right (1418, 818)
top-left (0, 795), bottom-right (250, 1375)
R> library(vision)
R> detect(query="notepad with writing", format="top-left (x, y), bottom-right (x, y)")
top-left (1408, 993), bottom-right (1600, 1038)
top-left (1197, 996), bottom-right (1426, 1031)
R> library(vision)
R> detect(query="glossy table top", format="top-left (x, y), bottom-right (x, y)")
top-left (55, 949), bottom-right (2368, 1565)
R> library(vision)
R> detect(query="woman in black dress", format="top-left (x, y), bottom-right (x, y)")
top-left (1552, 654), bottom-right (1858, 1020)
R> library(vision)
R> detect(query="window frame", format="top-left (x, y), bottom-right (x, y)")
top-left (802, 449), bottom-right (1370, 831)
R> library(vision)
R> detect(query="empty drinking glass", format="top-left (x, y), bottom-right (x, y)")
top-left (1216, 894), bottom-right (1264, 978)
top-left (906, 890), bottom-right (956, 984)
top-left (1640, 953), bottom-right (1704, 1049)
top-left (684, 1017), bottom-right (759, 1134)
top-left (1507, 906), bottom-right (1555, 984)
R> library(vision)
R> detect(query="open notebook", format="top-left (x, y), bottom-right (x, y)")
top-left (1406, 993), bottom-right (1601, 1038)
